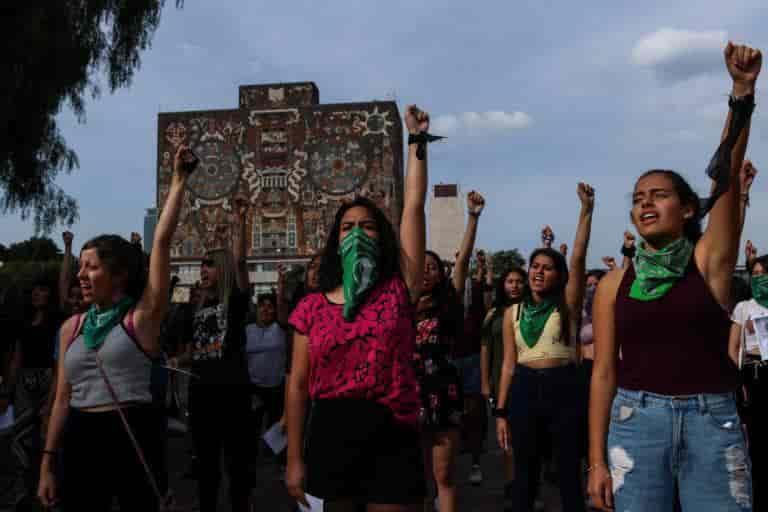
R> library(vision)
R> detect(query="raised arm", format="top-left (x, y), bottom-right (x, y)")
top-left (135, 145), bottom-right (195, 350)
top-left (621, 231), bottom-right (636, 269)
top-left (400, 105), bottom-right (430, 300)
top-left (697, 43), bottom-right (761, 299)
top-left (746, 240), bottom-right (758, 271)
top-left (276, 264), bottom-right (289, 325)
top-left (58, 231), bottom-right (74, 311)
top-left (233, 198), bottom-right (250, 293)
top-left (453, 191), bottom-right (485, 294)
top-left (565, 183), bottom-right (595, 316)
top-left (738, 160), bottom-right (757, 236)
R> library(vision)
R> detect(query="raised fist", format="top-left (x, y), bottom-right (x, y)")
top-left (559, 243), bottom-right (568, 257)
top-left (577, 182), bottom-right (595, 211)
top-left (623, 230), bottom-right (636, 249)
top-left (173, 145), bottom-right (199, 177)
top-left (405, 105), bottom-right (430, 134)
top-left (467, 191), bottom-right (486, 216)
top-left (740, 160), bottom-right (758, 195)
top-left (746, 240), bottom-right (758, 263)
top-left (602, 256), bottom-right (617, 270)
top-left (725, 42), bottom-right (762, 89)
top-left (62, 231), bottom-right (74, 247)
top-left (130, 232), bottom-right (142, 245)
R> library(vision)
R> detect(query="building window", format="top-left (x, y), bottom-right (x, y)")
top-left (287, 212), bottom-right (297, 248)
top-left (252, 218), bottom-right (262, 250)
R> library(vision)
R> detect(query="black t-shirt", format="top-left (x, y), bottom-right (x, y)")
top-left (189, 289), bottom-right (250, 386)
top-left (18, 314), bottom-right (64, 369)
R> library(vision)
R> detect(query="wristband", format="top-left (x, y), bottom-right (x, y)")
top-left (621, 245), bottom-right (636, 259)
top-left (408, 131), bottom-right (445, 161)
top-left (468, 209), bottom-right (482, 218)
top-left (492, 408), bottom-right (507, 418)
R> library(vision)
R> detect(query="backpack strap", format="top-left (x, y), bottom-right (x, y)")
top-left (65, 314), bottom-right (85, 353)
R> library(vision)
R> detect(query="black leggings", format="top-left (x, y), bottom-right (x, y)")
top-left (62, 406), bottom-right (163, 511)
top-left (189, 383), bottom-right (252, 512)
top-left (507, 364), bottom-right (586, 512)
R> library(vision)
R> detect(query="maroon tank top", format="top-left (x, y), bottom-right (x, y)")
top-left (615, 259), bottom-right (738, 395)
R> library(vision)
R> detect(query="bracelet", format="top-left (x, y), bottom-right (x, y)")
top-left (587, 463), bottom-right (608, 473)
top-left (468, 209), bottom-right (482, 218)
top-left (621, 245), bottom-right (636, 258)
top-left (729, 93), bottom-right (756, 115)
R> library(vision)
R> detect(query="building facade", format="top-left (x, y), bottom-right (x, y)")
top-left (143, 208), bottom-right (157, 255)
top-left (428, 184), bottom-right (464, 262)
top-left (156, 82), bottom-right (403, 288)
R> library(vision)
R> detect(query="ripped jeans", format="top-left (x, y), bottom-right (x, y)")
top-left (608, 388), bottom-right (752, 511)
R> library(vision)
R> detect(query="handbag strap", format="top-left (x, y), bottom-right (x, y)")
top-left (94, 351), bottom-right (166, 510)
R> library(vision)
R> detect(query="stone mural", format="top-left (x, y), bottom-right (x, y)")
top-left (157, 82), bottom-right (403, 259)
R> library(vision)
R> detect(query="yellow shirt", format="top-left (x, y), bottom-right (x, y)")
top-left (512, 303), bottom-right (577, 364)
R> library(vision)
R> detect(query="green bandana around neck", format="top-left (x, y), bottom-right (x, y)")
top-left (519, 297), bottom-right (557, 348)
top-left (82, 296), bottom-right (136, 350)
top-left (629, 237), bottom-right (694, 301)
top-left (338, 227), bottom-right (380, 321)
top-left (752, 274), bottom-right (768, 309)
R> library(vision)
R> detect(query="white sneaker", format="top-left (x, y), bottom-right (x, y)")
top-left (469, 464), bottom-right (483, 485)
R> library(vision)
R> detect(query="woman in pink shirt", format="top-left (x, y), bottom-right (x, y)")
top-left (286, 105), bottom-right (431, 511)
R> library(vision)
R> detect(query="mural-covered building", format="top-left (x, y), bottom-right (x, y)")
top-left (156, 82), bottom-right (403, 290)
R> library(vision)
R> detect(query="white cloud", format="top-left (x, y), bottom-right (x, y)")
top-left (632, 28), bottom-right (727, 83)
top-left (431, 111), bottom-right (532, 136)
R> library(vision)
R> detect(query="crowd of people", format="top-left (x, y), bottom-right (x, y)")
top-left (0, 41), bottom-right (763, 512)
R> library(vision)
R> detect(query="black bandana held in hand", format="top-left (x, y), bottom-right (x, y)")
top-left (408, 131), bottom-right (445, 160)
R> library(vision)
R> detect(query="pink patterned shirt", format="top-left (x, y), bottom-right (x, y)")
top-left (289, 276), bottom-right (421, 428)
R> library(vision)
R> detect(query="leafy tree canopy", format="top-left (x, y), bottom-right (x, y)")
top-left (0, 1), bottom-right (182, 233)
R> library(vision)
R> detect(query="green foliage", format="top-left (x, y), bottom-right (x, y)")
top-left (4, 237), bottom-right (61, 262)
top-left (490, 249), bottom-right (526, 278)
top-left (0, 1), bottom-right (183, 233)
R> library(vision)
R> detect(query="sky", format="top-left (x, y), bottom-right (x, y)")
top-left (3, 0), bottom-right (768, 267)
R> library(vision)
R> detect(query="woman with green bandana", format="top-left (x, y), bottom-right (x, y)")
top-left (588, 42), bottom-right (761, 512)
top-left (730, 254), bottom-right (768, 510)
top-left (38, 145), bottom-right (195, 511)
top-left (416, 190), bottom-right (485, 512)
top-left (286, 105), bottom-right (431, 512)
top-left (494, 182), bottom-right (595, 512)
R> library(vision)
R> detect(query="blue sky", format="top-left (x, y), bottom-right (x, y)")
top-left (3, 0), bottom-right (768, 267)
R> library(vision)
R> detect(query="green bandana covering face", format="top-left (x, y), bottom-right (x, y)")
top-left (82, 296), bottom-right (136, 350)
top-left (339, 227), bottom-right (380, 321)
top-left (629, 237), bottom-right (694, 301)
top-left (519, 297), bottom-right (557, 348)
top-left (751, 274), bottom-right (768, 309)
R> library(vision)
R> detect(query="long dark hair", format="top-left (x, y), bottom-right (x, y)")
top-left (318, 197), bottom-right (401, 293)
top-left (635, 170), bottom-right (703, 243)
top-left (524, 248), bottom-right (572, 345)
top-left (24, 276), bottom-right (60, 326)
top-left (483, 266), bottom-right (526, 338)
top-left (750, 255), bottom-right (768, 276)
top-left (81, 235), bottom-right (148, 302)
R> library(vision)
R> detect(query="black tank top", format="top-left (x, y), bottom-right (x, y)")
top-left (615, 259), bottom-right (738, 395)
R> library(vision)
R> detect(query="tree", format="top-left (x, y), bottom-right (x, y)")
top-left (5, 237), bottom-right (61, 262)
top-left (0, 1), bottom-right (183, 233)
top-left (490, 249), bottom-right (526, 278)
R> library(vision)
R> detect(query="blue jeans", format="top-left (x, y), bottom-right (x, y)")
top-left (608, 388), bottom-right (752, 511)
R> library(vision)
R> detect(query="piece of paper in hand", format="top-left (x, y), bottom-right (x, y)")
top-left (262, 422), bottom-right (287, 454)
top-left (0, 405), bottom-right (15, 430)
top-left (298, 493), bottom-right (324, 512)
top-left (752, 315), bottom-right (768, 361)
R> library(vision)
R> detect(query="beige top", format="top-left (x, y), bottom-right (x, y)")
top-left (512, 303), bottom-right (578, 364)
